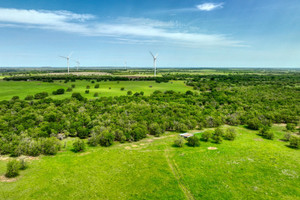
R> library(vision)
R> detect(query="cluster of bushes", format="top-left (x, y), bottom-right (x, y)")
top-left (34, 92), bottom-right (48, 99)
top-left (52, 88), bottom-right (65, 95)
top-left (5, 159), bottom-right (27, 178)
top-left (174, 135), bottom-right (200, 147)
top-left (201, 128), bottom-right (237, 143)
top-left (0, 137), bottom-right (61, 157)
top-left (258, 127), bottom-right (274, 140)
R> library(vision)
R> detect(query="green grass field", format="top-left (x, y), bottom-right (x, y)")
top-left (0, 80), bottom-right (191, 101)
top-left (0, 125), bottom-right (299, 200)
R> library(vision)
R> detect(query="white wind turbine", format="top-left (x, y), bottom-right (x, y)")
top-left (59, 52), bottom-right (73, 74)
top-left (75, 60), bottom-right (80, 71)
top-left (150, 51), bottom-right (158, 76)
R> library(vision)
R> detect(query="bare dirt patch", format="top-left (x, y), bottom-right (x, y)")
top-left (18, 156), bottom-right (39, 161)
top-left (147, 139), bottom-right (154, 142)
top-left (0, 156), bottom-right (10, 161)
top-left (254, 138), bottom-right (263, 141)
top-left (78, 152), bottom-right (91, 156)
top-left (46, 72), bottom-right (111, 76)
top-left (140, 144), bottom-right (145, 146)
top-left (0, 175), bottom-right (18, 183)
top-left (125, 146), bottom-right (131, 150)
top-left (208, 147), bottom-right (218, 150)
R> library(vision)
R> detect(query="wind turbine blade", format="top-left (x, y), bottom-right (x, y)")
top-left (149, 51), bottom-right (155, 58)
top-left (155, 54), bottom-right (158, 58)
top-left (59, 56), bottom-right (68, 59)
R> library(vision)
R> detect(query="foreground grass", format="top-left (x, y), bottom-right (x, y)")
top-left (0, 80), bottom-right (190, 101)
top-left (0, 125), bottom-right (299, 200)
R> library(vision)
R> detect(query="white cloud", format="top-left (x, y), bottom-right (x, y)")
top-left (0, 7), bottom-right (241, 47)
top-left (197, 3), bottom-right (224, 11)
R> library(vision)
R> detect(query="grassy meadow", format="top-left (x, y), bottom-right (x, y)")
top-left (0, 125), bottom-right (299, 200)
top-left (0, 80), bottom-right (191, 101)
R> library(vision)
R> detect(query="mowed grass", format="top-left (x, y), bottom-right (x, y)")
top-left (0, 125), bottom-right (299, 200)
top-left (0, 80), bottom-right (191, 101)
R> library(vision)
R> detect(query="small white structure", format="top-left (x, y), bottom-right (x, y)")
top-left (180, 133), bottom-right (194, 138)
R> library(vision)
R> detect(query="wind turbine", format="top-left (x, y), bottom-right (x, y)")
top-left (124, 61), bottom-right (127, 70)
top-left (59, 52), bottom-right (73, 74)
top-left (150, 51), bottom-right (158, 76)
top-left (75, 61), bottom-right (80, 71)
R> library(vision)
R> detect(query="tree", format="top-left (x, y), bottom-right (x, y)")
top-left (174, 136), bottom-right (184, 147)
top-left (149, 123), bottom-right (163, 137)
top-left (187, 136), bottom-right (200, 147)
top-left (41, 137), bottom-right (61, 155)
top-left (127, 91), bottom-right (132, 95)
top-left (98, 131), bottom-right (115, 147)
top-left (72, 93), bottom-right (84, 101)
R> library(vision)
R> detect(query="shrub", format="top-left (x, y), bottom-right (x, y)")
top-left (85, 90), bottom-right (90, 94)
top-left (34, 92), bottom-right (48, 99)
top-left (120, 87), bottom-right (125, 91)
top-left (86, 85), bottom-right (90, 89)
top-left (140, 91), bottom-right (144, 96)
top-left (25, 95), bottom-right (34, 100)
top-left (174, 136), bottom-right (184, 147)
top-left (5, 160), bottom-right (20, 178)
top-left (52, 88), bottom-right (65, 95)
top-left (212, 128), bottom-right (223, 144)
top-left (71, 84), bottom-right (76, 88)
top-left (94, 92), bottom-right (99, 97)
top-left (98, 131), bottom-right (115, 147)
top-left (115, 130), bottom-right (126, 143)
top-left (224, 128), bottom-right (237, 141)
top-left (41, 137), bottom-right (61, 155)
top-left (289, 135), bottom-right (300, 149)
top-left (87, 133), bottom-right (98, 146)
top-left (264, 131), bottom-right (274, 140)
top-left (72, 93), bottom-right (84, 101)
top-left (94, 84), bottom-right (100, 88)
top-left (19, 159), bottom-right (27, 170)
top-left (11, 96), bottom-right (19, 100)
top-left (27, 140), bottom-right (41, 156)
top-left (72, 139), bottom-right (85, 152)
top-left (201, 131), bottom-right (212, 142)
top-left (127, 91), bottom-right (132, 95)
top-left (91, 81), bottom-right (95, 84)
top-left (187, 136), bottom-right (200, 147)
top-left (286, 123), bottom-right (296, 131)
top-left (66, 87), bottom-right (72, 92)
top-left (283, 133), bottom-right (292, 141)
top-left (109, 87), bottom-right (111, 89)
top-left (259, 127), bottom-right (274, 140)
top-left (149, 123), bottom-right (163, 137)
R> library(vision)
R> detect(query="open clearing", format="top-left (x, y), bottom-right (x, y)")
top-left (0, 80), bottom-right (190, 101)
top-left (0, 126), bottom-right (299, 200)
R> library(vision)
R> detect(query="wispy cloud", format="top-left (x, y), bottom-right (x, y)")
top-left (0, 8), bottom-right (241, 47)
top-left (197, 3), bottom-right (224, 11)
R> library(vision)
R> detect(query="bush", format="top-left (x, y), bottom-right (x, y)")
top-left (11, 96), bottom-right (19, 100)
top-left (72, 93), bottom-right (84, 101)
top-left (19, 159), bottom-right (27, 170)
top-left (87, 133), bottom-right (98, 146)
top-left (286, 123), bottom-right (296, 131)
top-left (259, 127), bottom-right (274, 140)
top-left (98, 131), bottom-right (115, 147)
top-left (149, 123), bottom-right (163, 137)
top-left (174, 136), bottom-right (184, 147)
top-left (91, 81), bottom-right (95, 84)
top-left (72, 139), bottom-right (85, 152)
top-left (85, 90), bottom-right (90, 94)
top-left (212, 128), bottom-right (223, 144)
top-left (34, 92), bottom-right (48, 99)
top-left (41, 137), bottom-right (61, 155)
top-left (52, 88), bottom-right (65, 95)
top-left (224, 128), bottom-right (237, 141)
top-left (201, 131), bottom-right (212, 142)
top-left (86, 85), bottom-right (90, 89)
top-left (94, 84), bottom-right (100, 88)
top-left (94, 92), bottom-right (99, 97)
top-left (264, 131), bottom-right (274, 140)
top-left (66, 87), bottom-right (72, 92)
top-left (120, 87), bottom-right (125, 91)
top-left (27, 140), bottom-right (41, 156)
top-left (71, 84), bottom-right (76, 88)
top-left (5, 160), bottom-right (20, 178)
top-left (25, 95), bottom-right (34, 100)
top-left (187, 136), bottom-right (200, 147)
top-left (289, 135), bottom-right (300, 149)
top-left (127, 91), bottom-right (132, 95)
top-left (284, 133), bottom-right (292, 141)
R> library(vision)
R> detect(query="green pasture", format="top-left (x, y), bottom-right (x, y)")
top-left (0, 125), bottom-right (299, 200)
top-left (0, 80), bottom-right (191, 101)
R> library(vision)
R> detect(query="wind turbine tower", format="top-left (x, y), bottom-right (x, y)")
top-left (75, 61), bottom-right (80, 71)
top-left (59, 52), bottom-right (73, 74)
top-left (150, 51), bottom-right (158, 76)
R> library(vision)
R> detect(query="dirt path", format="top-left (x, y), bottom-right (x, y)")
top-left (164, 149), bottom-right (195, 200)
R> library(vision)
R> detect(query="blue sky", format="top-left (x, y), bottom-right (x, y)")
top-left (0, 0), bottom-right (299, 68)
